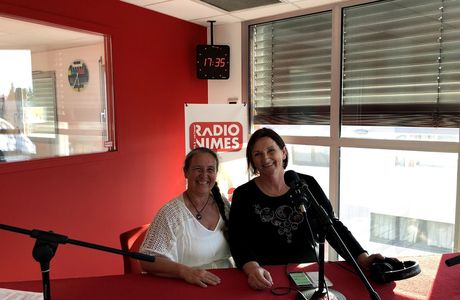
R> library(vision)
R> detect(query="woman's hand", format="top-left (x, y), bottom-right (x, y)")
top-left (242, 261), bottom-right (273, 290)
top-left (141, 257), bottom-right (221, 288)
top-left (357, 252), bottom-right (385, 271)
top-left (180, 266), bottom-right (221, 288)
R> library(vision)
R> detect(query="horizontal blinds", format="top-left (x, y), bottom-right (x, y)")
top-left (342, 0), bottom-right (460, 127)
top-left (250, 12), bottom-right (332, 125)
top-left (29, 71), bottom-right (57, 134)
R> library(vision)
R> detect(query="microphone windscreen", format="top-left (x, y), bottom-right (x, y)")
top-left (284, 170), bottom-right (300, 188)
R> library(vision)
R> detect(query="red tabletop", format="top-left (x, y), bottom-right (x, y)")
top-left (1, 255), bottom-right (456, 300)
top-left (428, 253), bottom-right (460, 299)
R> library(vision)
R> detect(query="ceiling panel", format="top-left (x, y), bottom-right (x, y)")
top-left (121, 0), bottom-right (343, 26)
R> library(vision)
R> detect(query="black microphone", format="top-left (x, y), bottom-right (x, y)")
top-left (445, 254), bottom-right (460, 267)
top-left (284, 170), bottom-right (301, 189)
top-left (284, 171), bottom-right (381, 300)
top-left (284, 170), bottom-right (308, 212)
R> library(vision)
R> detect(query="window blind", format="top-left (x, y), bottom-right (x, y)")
top-left (28, 71), bottom-right (58, 135)
top-left (249, 11), bottom-right (332, 125)
top-left (342, 0), bottom-right (460, 127)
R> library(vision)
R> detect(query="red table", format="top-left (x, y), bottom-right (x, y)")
top-left (1, 255), bottom-right (456, 299)
top-left (428, 252), bottom-right (460, 299)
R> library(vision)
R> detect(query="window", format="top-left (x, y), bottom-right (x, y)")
top-left (0, 16), bottom-right (115, 163)
top-left (246, 0), bottom-right (460, 258)
top-left (29, 71), bottom-right (58, 137)
top-left (370, 213), bottom-right (453, 253)
top-left (340, 147), bottom-right (457, 256)
top-left (342, 0), bottom-right (460, 142)
top-left (249, 11), bottom-right (332, 136)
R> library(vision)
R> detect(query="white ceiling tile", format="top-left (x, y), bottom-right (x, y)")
top-left (191, 14), bottom-right (244, 26)
top-left (121, 0), bottom-right (341, 24)
top-left (145, 0), bottom-right (225, 21)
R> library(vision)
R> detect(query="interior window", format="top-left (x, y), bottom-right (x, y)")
top-left (0, 16), bottom-right (115, 163)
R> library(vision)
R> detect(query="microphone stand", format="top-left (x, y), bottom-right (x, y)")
top-left (0, 223), bottom-right (155, 300)
top-left (296, 184), bottom-right (380, 300)
top-left (296, 202), bottom-right (346, 300)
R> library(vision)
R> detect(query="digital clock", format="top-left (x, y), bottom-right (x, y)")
top-left (196, 45), bottom-right (230, 80)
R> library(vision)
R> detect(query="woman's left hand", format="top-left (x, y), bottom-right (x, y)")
top-left (180, 266), bottom-right (221, 288)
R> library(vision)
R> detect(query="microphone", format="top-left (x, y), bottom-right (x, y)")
top-left (284, 170), bottom-right (308, 212)
top-left (445, 254), bottom-right (460, 267)
top-left (283, 170), bottom-right (381, 300)
top-left (284, 170), bottom-right (302, 188)
top-left (284, 170), bottom-right (333, 227)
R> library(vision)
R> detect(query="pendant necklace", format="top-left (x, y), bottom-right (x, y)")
top-left (186, 192), bottom-right (211, 220)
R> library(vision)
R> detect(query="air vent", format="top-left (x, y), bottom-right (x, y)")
top-left (200, 0), bottom-right (281, 12)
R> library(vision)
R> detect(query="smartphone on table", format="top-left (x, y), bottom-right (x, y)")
top-left (288, 272), bottom-right (314, 289)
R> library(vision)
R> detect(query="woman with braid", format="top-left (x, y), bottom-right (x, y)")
top-left (140, 147), bottom-right (233, 287)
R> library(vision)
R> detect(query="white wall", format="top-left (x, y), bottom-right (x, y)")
top-left (208, 23), bottom-right (243, 105)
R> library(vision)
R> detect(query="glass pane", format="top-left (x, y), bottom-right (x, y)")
top-left (287, 143), bottom-right (330, 258)
top-left (0, 16), bottom-right (115, 163)
top-left (286, 144), bottom-right (330, 195)
top-left (254, 124), bottom-right (330, 137)
top-left (340, 148), bottom-right (457, 256)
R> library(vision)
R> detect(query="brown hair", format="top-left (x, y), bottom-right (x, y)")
top-left (183, 147), bottom-right (219, 173)
top-left (246, 128), bottom-right (288, 175)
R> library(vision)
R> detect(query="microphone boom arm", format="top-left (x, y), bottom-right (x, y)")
top-left (0, 223), bottom-right (155, 300)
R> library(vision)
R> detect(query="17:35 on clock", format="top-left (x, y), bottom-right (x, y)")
top-left (196, 45), bottom-right (230, 80)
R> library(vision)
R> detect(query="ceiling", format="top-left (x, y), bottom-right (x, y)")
top-left (0, 16), bottom-right (103, 53)
top-left (0, 0), bottom-right (343, 53)
top-left (120, 0), bottom-right (345, 26)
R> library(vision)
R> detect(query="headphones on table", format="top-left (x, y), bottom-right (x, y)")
top-left (370, 257), bottom-right (421, 283)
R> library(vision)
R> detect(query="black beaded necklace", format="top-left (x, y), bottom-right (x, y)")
top-left (185, 192), bottom-right (211, 220)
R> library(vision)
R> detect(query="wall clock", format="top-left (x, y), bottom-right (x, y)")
top-left (68, 59), bottom-right (89, 91)
top-left (196, 45), bottom-right (230, 80)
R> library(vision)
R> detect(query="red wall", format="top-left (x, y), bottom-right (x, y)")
top-left (0, 0), bottom-right (207, 281)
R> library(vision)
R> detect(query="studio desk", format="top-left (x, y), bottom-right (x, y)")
top-left (1, 253), bottom-right (459, 300)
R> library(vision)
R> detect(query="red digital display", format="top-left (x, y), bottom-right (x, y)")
top-left (196, 45), bottom-right (230, 79)
top-left (203, 57), bottom-right (226, 67)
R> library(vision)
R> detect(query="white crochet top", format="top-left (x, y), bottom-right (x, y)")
top-left (140, 193), bottom-right (233, 269)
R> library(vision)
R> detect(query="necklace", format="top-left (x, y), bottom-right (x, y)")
top-left (186, 192), bottom-right (211, 220)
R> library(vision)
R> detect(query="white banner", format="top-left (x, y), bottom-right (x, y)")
top-left (185, 103), bottom-right (248, 200)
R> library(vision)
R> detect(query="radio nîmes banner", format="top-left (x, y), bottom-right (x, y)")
top-left (185, 103), bottom-right (248, 200)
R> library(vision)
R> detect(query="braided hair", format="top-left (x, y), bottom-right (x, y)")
top-left (211, 183), bottom-right (229, 227)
